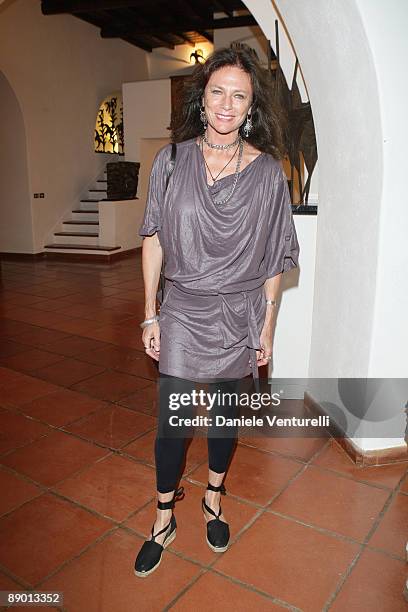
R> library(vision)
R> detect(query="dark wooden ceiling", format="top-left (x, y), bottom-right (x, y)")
top-left (41, 1), bottom-right (257, 52)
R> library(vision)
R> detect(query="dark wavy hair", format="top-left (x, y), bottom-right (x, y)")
top-left (171, 43), bottom-right (286, 160)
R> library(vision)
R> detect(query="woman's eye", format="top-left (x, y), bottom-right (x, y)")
top-left (235, 94), bottom-right (244, 99)
top-left (212, 90), bottom-right (221, 94)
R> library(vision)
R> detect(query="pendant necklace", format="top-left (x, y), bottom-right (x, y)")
top-left (200, 134), bottom-right (244, 205)
top-left (203, 141), bottom-right (240, 184)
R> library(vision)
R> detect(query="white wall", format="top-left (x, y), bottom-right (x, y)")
top-left (98, 200), bottom-right (140, 252)
top-left (356, 0), bottom-right (408, 379)
top-left (0, 0), bottom-right (149, 253)
top-left (272, 215), bottom-right (316, 380)
top-left (247, 0), bottom-right (383, 379)
top-left (0, 71), bottom-right (34, 252)
top-left (244, 0), bottom-right (407, 451)
top-left (147, 42), bottom-right (213, 80)
top-left (123, 79), bottom-right (171, 247)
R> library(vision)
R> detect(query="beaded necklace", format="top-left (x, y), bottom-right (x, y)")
top-left (200, 135), bottom-right (244, 205)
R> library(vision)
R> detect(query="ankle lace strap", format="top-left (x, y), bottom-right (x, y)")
top-left (206, 482), bottom-right (227, 495)
top-left (157, 486), bottom-right (185, 510)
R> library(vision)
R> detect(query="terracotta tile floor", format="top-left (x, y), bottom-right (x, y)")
top-left (0, 255), bottom-right (407, 611)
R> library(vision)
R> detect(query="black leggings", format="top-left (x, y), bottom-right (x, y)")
top-left (155, 374), bottom-right (241, 493)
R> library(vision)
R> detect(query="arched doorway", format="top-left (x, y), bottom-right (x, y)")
top-left (244, 0), bottom-right (383, 380)
top-left (242, 1), bottom-right (408, 453)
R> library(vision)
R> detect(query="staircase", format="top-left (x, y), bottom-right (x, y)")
top-left (44, 171), bottom-right (122, 255)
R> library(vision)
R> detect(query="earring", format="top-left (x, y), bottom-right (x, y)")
top-left (243, 111), bottom-right (252, 138)
top-left (199, 105), bottom-right (207, 127)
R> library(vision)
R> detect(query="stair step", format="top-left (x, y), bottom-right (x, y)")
top-left (97, 179), bottom-right (107, 183)
top-left (63, 220), bottom-right (99, 225)
top-left (80, 199), bottom-right (101, 203)
top-left (72, 209), bottom-right (99, 213)
top-left (89, 189), bottom-right (106, 193)
top-left (44, 243), bottom-right (121, 251)
top-left (54, 232), bottom-right (99, 237)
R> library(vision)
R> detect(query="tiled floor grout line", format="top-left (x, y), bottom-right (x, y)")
top-left (173, 457), bottom-right (315, 607)
top-left (34, 525), bottom-right (121, 590)
top-left (31, 366), bottom-right (110, 387)
top-left (323, 483), bottom-right (398, 610)
top-left (0, 523), bottom-right (122, 606)
top-left (4, 384), bottom-right (157, 425)
top-left (24, 464), bottom-right (301, 611)
top-left (207, 568), bottom-right (303, 612)
top-left (1, 279), bottom-right (407, 609)
top-left (395, 473), bottom-right (408, 493)
top-left (0, 396), bottom-right (159, 459)
top-left (0, 392), bottom-right (339, 610)
top-left (0, 561), bottom-right (33, 591)
top-left (58, 421), bottom-right (158, 451)
top-left (235, 441), bottom-right (312, 465)
top-left (0, 430), bottom-right (65, 462)
top-left (161, 567), bottom-right (209, 611)
top-left (0, 314), bottom-right (108, 336)
top-left (0, 420), bottom-right (117, 464)
top-left (362, 483), bottom-right (404, 545)
top-left (305, 461), bottom-right (408, 491)
top-left (201, 436), bottom-right (361, 610)
top-left (322, 546), bottom-right (364, 611)
top-left (1, 345), bottom-right (161, 387)
top-left (3, 451), bottom-right (406, 571)
top-left (0, 427), bottom-right (213, 523)
top-left (266, 505), bottom-right (408, 564)
top-left (363, 544), bottom-right (407, 563)
top-left (184, 440), bottom-right (327, 566)
top-left (164, 563), bottom-right (302, 612)
top-left (4, 394), bottom-right (406, 499)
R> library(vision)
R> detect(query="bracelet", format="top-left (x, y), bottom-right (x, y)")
top-left (140, 315), bottom-right (160, 329)
top-left (266, 299), bottom-right (278, 306)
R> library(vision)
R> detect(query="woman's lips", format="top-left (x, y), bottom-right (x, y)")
top-left (215, 114), bottom-right (234, 121)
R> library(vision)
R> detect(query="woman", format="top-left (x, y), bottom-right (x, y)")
top-left (134, 44), bottom-right (299, 577)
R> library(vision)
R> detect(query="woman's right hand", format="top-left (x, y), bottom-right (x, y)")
top-left (142, 321), bottom-right (160, 361)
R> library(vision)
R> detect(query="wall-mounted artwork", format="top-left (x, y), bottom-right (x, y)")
top-left (94, 92), bottom-right (124, 155)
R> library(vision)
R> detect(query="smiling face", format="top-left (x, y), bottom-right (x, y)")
top-left (202, 65), bottom-right (253, 139)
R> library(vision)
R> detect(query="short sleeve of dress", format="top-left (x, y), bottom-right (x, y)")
top-left (138, 144), bottom-right (171, 237)
top-left (263, 165), bottom-right (300, 278)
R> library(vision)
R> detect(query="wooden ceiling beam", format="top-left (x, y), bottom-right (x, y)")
top-left (114, 3), bottom-right (195, 47)
top-left (186, 4), bottom-right (212, 21)
top-left (177, 33), bottom-right (196, 47)
top-left (147, 36), bottom-right (175, 50)
top-left (42, 0), bottom-right (246, 15)
top-left (103, 13), bottom-right (176, 49)
top-left (212, 1), bottom-right (234, 18)
top-left (100, 14), bottom-right (257, 38)
top-left (42, 0), bottom-right (147, 14)
top-left (196, 30), bottom-right (214, 44)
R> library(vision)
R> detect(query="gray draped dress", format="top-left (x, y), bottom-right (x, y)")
top-left (139, 137), bottom-right (299, 385)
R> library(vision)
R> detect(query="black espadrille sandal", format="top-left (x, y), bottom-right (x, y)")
top-left (202, 482), bottom-right (229, 552)
top-left (134, 486), bottom-right (184, 577)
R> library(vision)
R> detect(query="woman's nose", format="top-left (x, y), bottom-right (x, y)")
top-left (221, 96), bottom-right (233, 110)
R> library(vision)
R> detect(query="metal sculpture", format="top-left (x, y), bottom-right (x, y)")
top-left (94, 93), bottom-right (124, 155)
top-left (270, 21), bottom-right (318, 206)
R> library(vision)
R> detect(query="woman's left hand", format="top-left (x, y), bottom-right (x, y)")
top-left (256, 326), bottom-right (273, 367)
